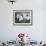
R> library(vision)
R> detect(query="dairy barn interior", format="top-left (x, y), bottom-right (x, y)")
top-left (0, 0), bottom-right (46, 46)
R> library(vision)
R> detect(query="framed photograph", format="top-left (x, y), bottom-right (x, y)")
top-left (13, 10), bottom-right (33, 25)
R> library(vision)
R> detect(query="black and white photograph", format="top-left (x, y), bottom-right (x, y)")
top-left (13, 10), bottom-right (32, 25)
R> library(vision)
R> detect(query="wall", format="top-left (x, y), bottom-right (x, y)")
top-left (0, 0), bottom-right (46, 42)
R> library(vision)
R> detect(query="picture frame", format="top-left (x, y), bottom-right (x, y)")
top-left (13, 10), bottom-right (33, 26)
